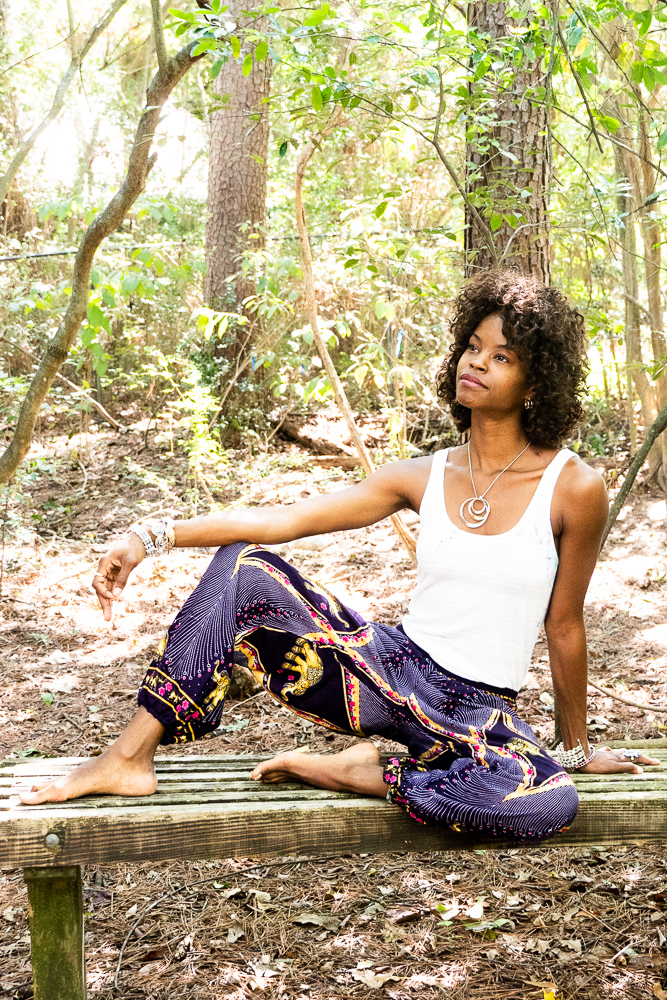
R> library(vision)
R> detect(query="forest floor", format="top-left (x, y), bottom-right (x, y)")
top-left (0, 415), bottom-right (666, 1000)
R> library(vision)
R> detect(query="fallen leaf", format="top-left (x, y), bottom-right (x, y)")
top-left (292, 912), bottom-right (340, 931)
top-left (50, 675), bottom-right (80, 692)
top-left (436, 902), bottom-right (460, 921)
top-left (137, 960), bottom-right (163, 977)
top-left (173, 935), bottom-right (192, 961)
top-left (463, 897), bottom-right (486, 920)
top-left (358, 902), bottom-right (383, 924)
top-left (353, 970), bottom-right (400, 988)
top-left (386, 906), bottom-right (429, 925)
top-left (125, 904), bottom-right (137, 918)
top-left (653, 984), bottom-right (667, 1000)
top-left (485, 949), bottom-right (499, 959)
top-left (45, 650), bottom-right (73, 665)
top-left (227, 919), bottom-right (245, 943)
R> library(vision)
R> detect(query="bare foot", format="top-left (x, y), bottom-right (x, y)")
top-left (250, 742), bottom-right (387, 798)
top-left (19, 707), bottom-right (164, 804)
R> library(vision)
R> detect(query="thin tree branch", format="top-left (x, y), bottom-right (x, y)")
top-left (434, 65), bottom-right (498, 267)
top-left (622, 292), bottom-right (667, 336)
top-left (150, 0), bottom-right (168, 75)
top-left (0, 335), bottom-right (125, 432)
top-left (552, 0), bottom-right (603, 153)
top-left (295, 117), bottom-right (417, 564)
top-left (552, 135), bottom-right (615, 254)
top-left (563, 0), bottom-right (655, 122)
top-left (0, 0), bottom-right (130, 207)
top-left (532, 95), bottom-right (667, 181)
top-left (601, 401), bottom-right (667, 547)
top-left (0, 41), bottom-right (204, 484)
top-left (0, 29), bottom-right (78, 77)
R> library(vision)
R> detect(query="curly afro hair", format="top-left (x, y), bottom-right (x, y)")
top-left (435, 271), bottom-right (588, 449)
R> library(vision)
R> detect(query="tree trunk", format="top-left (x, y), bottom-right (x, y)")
top-left (638, 111), bottom-right (667, 484)
top-left (614, 143), bottom-right (659, 467)
top-left (465, 0), bottom-right (551, 281)
top-left (204, 0), bottom-right (270, 316)
top-left (0, 40), bottom-right (203, 484)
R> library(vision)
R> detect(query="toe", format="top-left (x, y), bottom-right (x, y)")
top-left (19, 786), bottom-right (55, 805)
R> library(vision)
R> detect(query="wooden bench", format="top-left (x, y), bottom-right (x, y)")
top-left (3, 749), bottom-right (667, 1000)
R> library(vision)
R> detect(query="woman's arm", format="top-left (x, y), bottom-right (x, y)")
top-left (545, 460), bottom-right (658, 774)
top-left (92, 457), bottom-right (430, 619)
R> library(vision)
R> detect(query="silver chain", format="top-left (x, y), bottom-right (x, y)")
top-left (467, 440), bottom-right (531, 502)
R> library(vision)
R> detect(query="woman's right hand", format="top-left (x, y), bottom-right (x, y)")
top-left (92, 534), bottom-right (146, 621)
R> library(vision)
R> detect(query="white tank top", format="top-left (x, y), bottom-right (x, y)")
top-left (401, 447), bottom-right (575, 692)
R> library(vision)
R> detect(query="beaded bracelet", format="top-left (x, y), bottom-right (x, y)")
top-left (551, 740), bottom-right (596, 771)
top-left (129, 517), bottom-right (175, 557)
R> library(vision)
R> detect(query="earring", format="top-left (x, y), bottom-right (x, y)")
top-left (524, 398), bottom-right (533, 410)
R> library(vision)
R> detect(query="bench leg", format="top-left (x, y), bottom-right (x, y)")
top-left (23, 865), bottom-right (86, 1000)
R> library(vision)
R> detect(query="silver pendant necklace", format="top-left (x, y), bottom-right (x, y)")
top-left (459, 441), bottom-right (531, 529)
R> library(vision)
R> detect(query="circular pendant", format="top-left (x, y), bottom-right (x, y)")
top-left (459, 496), bottom-right (491, 529)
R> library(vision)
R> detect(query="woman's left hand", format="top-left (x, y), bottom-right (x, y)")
top-left (579, 746), bottom-right (661, 774)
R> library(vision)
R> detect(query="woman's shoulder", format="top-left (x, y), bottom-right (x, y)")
top-left (373, 452), bottom-right (440, 512)
top-left (553, 451), bottom-right (608, 528)
top-left (557, 451), bottom-right (607, 495)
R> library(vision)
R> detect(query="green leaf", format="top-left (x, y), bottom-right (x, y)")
top-left (41, 691), bottom-right (53, 706)
top-left (134, 247), bottom-right (153, 265)
top-left (303, 375), bottom-right (322, 403)
top-left (255, 39), bottom-right (268, 61)
top-left (657, 128), bottom-right (667, 150)
top-left (229, 35), bottom-right (241, 59)
top-left (348, 51), bottom-right (357, 65)
top-left (168, 9), bottom-right (193, 20)
top-left (192, 39), bottom-right (216, 56)
top-left (303, 4), bottom-right (331, 26)
top-left (279, 140), bottom-right (288, 157)
top-left (598, 113), bottom-right (620, 133)
top-left (634, 8), bottom-right (652, 35)
top-left (88, 303), bottom-right (109, 330)
top-left (242, 52), bottom-right (253, 76)
top-left (81, 326), bottom-right (96, 348)
top-left (644, 65), bottom-right (657, 91)
top-left (490, 213), bottom-right (503, 231)
top-left (311, 86), bottom-right (323, 111)
top-left (121, 273), bottom-right (140, 294)
top-left (374, 201), bottom-right (388, 218)
top-left (209, 59), bottom-right (224, 79)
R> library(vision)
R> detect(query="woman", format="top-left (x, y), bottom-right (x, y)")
top-left (21, 271), bottom-right (658, 840)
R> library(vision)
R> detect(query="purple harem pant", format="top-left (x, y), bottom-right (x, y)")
top-left (138, 543), bottom-right (578, 841)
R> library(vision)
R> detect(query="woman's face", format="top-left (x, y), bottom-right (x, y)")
top-left (455, 313), bottom-right (532, 416)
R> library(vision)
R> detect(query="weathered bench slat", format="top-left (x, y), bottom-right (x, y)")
top-left (0, 786), bottom-right (666, 868)
top-left (1, 787), bottom-right (352, 811)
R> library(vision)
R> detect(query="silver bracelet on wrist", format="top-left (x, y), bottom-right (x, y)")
top-left (551, 740), bottom-right (596, 771)
top-left (129, 518), bottom-right (175, 558)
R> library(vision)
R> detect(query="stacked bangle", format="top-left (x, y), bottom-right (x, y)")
top-left (129, 517), bottom-right (176, 557)
top-left (551, 740), bottom-right (596, 771)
